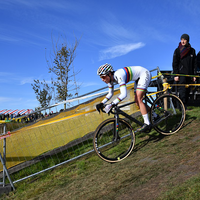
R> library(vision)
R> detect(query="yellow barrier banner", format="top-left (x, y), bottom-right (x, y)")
top-left (0, 83), bottom-right (139, 170)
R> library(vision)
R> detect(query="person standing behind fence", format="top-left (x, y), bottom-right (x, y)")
top-left (172, 33), bottom-right (197, 109)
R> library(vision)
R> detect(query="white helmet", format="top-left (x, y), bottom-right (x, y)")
top-left (97, 63), bottom-right (114, 76)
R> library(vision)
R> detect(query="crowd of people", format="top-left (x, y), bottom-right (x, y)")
top-left (0, 111), bottom-right (56, 124)
top-left (0, 112), bottom-right (37, 122)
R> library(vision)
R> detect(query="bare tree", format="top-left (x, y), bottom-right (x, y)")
top-left (46, 35), bottom-right (81, 110)
top-left (32, 35), bottom-right (81, 110)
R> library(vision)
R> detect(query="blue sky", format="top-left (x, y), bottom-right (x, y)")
top-left (0, 0), bottom-right (200, 111)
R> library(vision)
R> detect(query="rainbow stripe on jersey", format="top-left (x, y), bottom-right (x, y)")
top-left (123, 67), bottom-right (133, 83)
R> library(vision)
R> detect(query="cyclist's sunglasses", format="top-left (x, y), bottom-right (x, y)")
top-left (100, 75), bottom-right (108, 79)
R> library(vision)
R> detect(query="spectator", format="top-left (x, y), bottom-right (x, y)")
top-left (172, 33), bottom-right (197, 109)
top-left (197, 51), bottom-right (200, 73)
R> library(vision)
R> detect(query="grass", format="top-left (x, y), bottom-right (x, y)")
top-left (1, 106), bottom-right (200, 199)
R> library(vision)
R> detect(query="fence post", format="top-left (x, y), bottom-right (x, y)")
top-left (0, 153), bottom-right (15, 191)
top-left (0, 123), bottom-right (15, 193)
top-left (3, 123), bottom-right (6, 187)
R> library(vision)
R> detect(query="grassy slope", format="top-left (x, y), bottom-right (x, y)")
top-left (1, 107), bottom-right (200, 200)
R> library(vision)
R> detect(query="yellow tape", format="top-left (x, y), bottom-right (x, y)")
top-left (151, 74), bottom-right (162, 80)
top-left (28, 109), bottom-right (96, 129)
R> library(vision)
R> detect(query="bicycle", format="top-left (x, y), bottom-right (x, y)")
top-left (93, 83), bottom-right (186, 163)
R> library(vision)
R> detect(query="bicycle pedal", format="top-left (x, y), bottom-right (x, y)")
top-left (135, 124), bottom-right (152, 134)
top-left (144, 128), bottom-right (152, 133)
top-left (112, 136), bottom-right (120, 142)
top-left (153, 115), bottom-right (161, 123)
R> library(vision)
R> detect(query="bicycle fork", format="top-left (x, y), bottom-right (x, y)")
top-left (113, 113), bottom-right (121, 142)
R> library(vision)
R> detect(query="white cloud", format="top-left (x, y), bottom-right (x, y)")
top-left (0, 97), bottom-right (12, 103)
top-left (100, 20), bottom-right (134, 41)
top-left (82, 82), bottom-right (100, 87)
top-left (0, 72), bottom-right (34, 85)
top-left (0, 72), bottom-right (13, 76)
top-left (0, 34), bottom-right (20, 42)
top-left (99, 42), bottom-right (145, 61)
top-left (20, 77), bottom-right (35, 85)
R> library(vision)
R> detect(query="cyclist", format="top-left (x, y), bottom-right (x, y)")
top-left (96, 63), bottom-right (152, 133)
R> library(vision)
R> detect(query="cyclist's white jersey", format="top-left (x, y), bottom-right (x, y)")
top-left (102, 66), bottom-right (152, 105)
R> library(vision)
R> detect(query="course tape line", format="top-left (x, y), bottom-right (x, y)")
top-left (28, 108), bottom-right (97, 129)
top-left (0, 131), bottom-right (11, 140)
top-left (163, 73), bottom-right (200, 78)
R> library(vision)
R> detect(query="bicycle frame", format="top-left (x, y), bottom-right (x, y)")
top-left (114, 102), bottom-right (143, 126)
top-left (110, 86), bottom-right (177, 139)
top-left (111, 94), bottom-right (154, 140)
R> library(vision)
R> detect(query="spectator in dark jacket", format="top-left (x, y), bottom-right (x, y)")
top-left (197, 51), bottom-right (200, 73)
top-left (172, 33), bottom-right (197, 109)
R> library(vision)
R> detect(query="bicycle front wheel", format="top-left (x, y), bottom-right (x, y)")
top-left (150, 94), bottom-right (185, 135)
top-left (93, 118), bottom-right (135, 163)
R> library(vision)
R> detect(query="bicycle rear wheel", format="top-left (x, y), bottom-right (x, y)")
top-left (93, 118), bottom-right (135, 163)
top-left (150, 93), bottom-right (185, 135)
